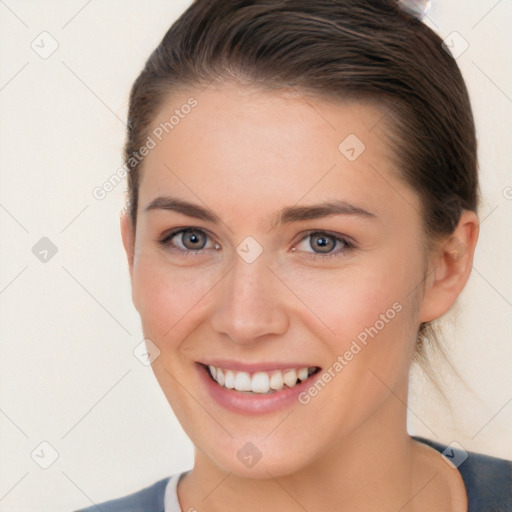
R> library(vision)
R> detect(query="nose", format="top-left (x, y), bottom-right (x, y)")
top-left (210, 255), bottom-right (290, 345)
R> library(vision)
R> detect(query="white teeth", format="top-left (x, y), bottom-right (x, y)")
top-left (207, 365), bottom-right (317, 394)
top-left (298, 368), bottom-right (309, 381)
top-left (269, 371), bottom-right (284, 390)
top-left (216, 368), bottom-right (225, 386)
top-left (224, 369), bottom-right (235, 389)
top-left (251, 372), bottom-right (270, 393)
top-left (283, 369), bottom-right (297, 387)
top-left (234, 371), bottom-right (252, 392)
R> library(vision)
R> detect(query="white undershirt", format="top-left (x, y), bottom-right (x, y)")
top-left (164, 471), bottom-right (190, 512)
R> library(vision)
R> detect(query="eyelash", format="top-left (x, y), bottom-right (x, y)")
top-left (158, 227), bottom-right (355, 260)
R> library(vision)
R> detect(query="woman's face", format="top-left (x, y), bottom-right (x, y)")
top-left (123, 84), bottom-right (430, 477)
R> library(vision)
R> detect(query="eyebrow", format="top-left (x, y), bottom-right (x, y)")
top-left (144, 196), bottom-right (220, 223)
top-left (144, 196), bottom-right (377, 227)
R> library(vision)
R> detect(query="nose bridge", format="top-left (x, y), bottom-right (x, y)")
top-left (210, 253), bottom-right (289, 343)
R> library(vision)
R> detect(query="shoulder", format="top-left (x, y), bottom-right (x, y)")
top-left (73, 476), bottom-right (171, 512)
top-left (412, 435), bottom-right (512, 511)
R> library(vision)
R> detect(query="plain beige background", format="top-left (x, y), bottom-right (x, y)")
top-left (0, 1), bottom-right (511, 511)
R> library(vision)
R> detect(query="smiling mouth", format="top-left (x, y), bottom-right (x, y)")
top-left (200, 364), bottom-right (321, 395)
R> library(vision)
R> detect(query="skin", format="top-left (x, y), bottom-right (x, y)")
top-left (121, 83), bottom-right (479, 511)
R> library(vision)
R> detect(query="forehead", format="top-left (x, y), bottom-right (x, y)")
top-left (139, 84), bottom-right (421, 229)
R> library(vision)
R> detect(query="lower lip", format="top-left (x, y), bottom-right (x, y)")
top-left (196, 363), bottom-right (318, 415)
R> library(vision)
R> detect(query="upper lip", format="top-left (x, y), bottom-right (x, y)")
top-left (198, 360), bottom-right (321, 373)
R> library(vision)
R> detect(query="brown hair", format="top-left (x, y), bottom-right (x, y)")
top-left (123, 0), bottom-right (479, 370)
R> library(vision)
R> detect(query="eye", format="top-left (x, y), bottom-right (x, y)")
top-left (294, 231), bottom-right (354, 258)
top-left (158, 228), bottom-right (218, 253)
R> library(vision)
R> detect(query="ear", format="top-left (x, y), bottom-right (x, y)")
top-left (418, 210), bottom-right (480, 323)
top-left (120, 210), bottom-right (135, 281)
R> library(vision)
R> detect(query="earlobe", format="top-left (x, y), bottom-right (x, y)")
top-left (418, 210), bottom-right (480, 323)
top-left (120, 211), bottom-right (135, 280)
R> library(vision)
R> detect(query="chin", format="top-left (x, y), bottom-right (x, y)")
top-left (191, 428), bottom-right (321, 480)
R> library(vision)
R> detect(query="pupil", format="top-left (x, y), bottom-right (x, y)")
top-left (184, 230), bottom-right (206, 250)
top-left (311, 234), bottom-right (334, 253)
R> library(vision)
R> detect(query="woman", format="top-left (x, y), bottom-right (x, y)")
top-left (78, 0), bottom-right (511, 510)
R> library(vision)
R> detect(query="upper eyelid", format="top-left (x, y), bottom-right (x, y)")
top-left (160, 226), bottom-right (215, 241)
top-left (301, 230), bottom-right (353, 243)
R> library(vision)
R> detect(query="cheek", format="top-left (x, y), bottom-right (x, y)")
top-left (288, 264), bottom-right (421, 432)
top-left (281, 244), bottom-right (424, 398)
top-left (284, 257), bottom-right (419, 344)
top-left (131, 253), bottom-right (216, 341)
